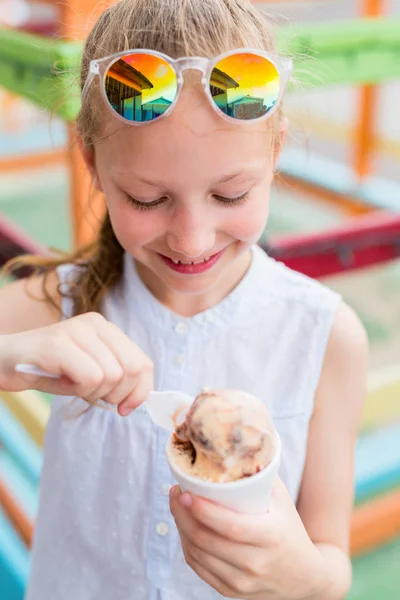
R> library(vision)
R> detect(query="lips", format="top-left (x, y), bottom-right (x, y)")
top-left (158, 249), bottom-right (225, 274)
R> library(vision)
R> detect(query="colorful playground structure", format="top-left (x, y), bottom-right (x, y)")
top-left (0, 1), bottom-right (400, 599)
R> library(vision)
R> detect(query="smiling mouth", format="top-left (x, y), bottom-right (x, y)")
top-left (157, 248), bottom-right (225, 274)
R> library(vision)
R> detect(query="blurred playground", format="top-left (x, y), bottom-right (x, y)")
top-left (0, 1), bottom-right (400, 599)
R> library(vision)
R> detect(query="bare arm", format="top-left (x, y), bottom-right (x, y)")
top-left (297, 301), bottom-right (369, 599)
top-left (0, 271), bottom-right (61, 334)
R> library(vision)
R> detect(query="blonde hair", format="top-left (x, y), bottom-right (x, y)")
top-left (3, 0), bottom-right (283, 315)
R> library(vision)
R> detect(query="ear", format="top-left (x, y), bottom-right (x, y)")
top-left (77, 134), bottom-right (103, 192)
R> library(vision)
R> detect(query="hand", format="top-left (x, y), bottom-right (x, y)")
top-left (170, 478), bottom-right (327, 599)
top-left (0, 312), bottom-right (153, 416)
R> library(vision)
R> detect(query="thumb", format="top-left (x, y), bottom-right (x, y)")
top-left (269, 475), bottom-right (294, 512)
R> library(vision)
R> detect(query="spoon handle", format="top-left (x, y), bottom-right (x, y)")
top-left (15, 363), bottom-right (118, 413)
top-left (15, 364), bottom-right (60, 379)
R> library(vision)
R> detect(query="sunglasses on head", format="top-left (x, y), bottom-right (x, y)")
top-left (82, 48), bottom-right (293, 125)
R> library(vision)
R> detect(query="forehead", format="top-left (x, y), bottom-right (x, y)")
top-left (94, 81), bottom-right (274, 180)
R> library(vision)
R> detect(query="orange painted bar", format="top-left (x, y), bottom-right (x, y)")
top-left (277, 172), bottom-right (373, 216)
top-left (0, 478), bottom-right (33, 548)
top-left (0, 149), bottom-right (66, 172)
top-left (354, 0), bottom-right (384, 180)
top-left (58, 1), bottom-right (106, 247)
top-left (66, 123), bottom-right (105, 247)
top-left (350, 489), bottom-right (400, 556)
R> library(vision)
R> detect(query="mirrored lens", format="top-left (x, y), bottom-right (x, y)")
top-left (210, 53), bottom-right (280, 120)
top-left (104, 53), bottom-right (177, 122)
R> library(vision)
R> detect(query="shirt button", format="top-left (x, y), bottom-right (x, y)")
top-left (174, 321), bottom-right (188, 335)
top-left (173, 353), bottom-right (185, 367)
top-left (161, 483), bottom-right (172, 496)
top-left (156, 522), bottom-right (169, 536)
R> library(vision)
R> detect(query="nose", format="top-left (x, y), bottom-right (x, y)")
top-left (167, 205), bottom-right (216, 258)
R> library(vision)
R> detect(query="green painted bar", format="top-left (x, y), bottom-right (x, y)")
top-left (1, 18), bottom-right (400, 120)
top-left (347, 536), bottom-right (400, 599)
top-left (0, 28), bottom-right (81, 121)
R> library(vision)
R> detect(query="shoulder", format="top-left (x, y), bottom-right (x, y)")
top-left (0, 269), bottom-right (62, 334)
top-left (254, 247), bottom-right (339, 306)
top-left (320, 301), bottom-right (368, 386)
top-left (315, 300), bottom-right (369, 419)
top-left (253, 246), bottom-right (340, 311)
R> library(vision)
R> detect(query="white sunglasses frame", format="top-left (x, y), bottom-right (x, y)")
top-left (82, 47), bottom-right (293, 126)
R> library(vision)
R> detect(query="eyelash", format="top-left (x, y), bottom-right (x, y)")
top-left (125, 191), bottom-right (250, 211)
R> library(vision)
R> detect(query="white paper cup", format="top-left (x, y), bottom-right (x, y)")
top-left (166, 430), bottom-right (281, 514)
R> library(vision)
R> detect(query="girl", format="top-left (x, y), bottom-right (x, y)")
top-left (0, 1), bottom-right (368, 599)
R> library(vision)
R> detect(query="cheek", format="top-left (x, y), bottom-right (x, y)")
top-left (225, 196), bottom-right (269, 243)
top-left (108, 204), bottom-right (163, 249)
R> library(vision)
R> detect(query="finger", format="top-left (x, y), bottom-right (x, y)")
top-left (30, 334), bottom-right (105, 396)
top-left (117, 370), bottom-right (153, 416)
top-left (183, 535), bottom-right (261, 598)
top-left (170, 487), bottom-right (198, 538)
top-left (170, 489), bottom-right (260, 570)
top-left (67, 330), bottom-right (124, 404)
top-left (97, 324), bottom-right (153, 408)
top-left (12, 371), bottom-right (76, 396)
top-left (269, 475), bottom-right (294, 513)
top-left (97, 322), bottom-right (153, 383)
top-left (181, 536), bottom-right (239, 598)
top-left (102, 363), bottom-right (140, 409)
top-left (184, 493), bottom-right (269, 546)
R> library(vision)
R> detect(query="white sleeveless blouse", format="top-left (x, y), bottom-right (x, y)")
top-left (26, 246), bottom-right (341, 600)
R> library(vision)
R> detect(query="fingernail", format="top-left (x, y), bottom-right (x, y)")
top-left (180, 493), bottom-right (192, 508)
top-left (170, 486), bottom-right (177, 499)
top-left (119, 406), bottom-right (132, 416)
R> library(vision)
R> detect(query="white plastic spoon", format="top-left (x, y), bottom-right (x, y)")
top-left (15, 363), bottom-right (192, 431)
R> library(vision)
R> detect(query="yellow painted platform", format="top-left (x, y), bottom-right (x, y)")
top-left (0, 389), bottom-right (50, 447)
top-left (362, 366), bottom-right (400, 432)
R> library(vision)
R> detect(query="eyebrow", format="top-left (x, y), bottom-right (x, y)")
top-left (113, 166), bottom-right (262, 187)
top-left (218, 171), bottom-right (247, 184)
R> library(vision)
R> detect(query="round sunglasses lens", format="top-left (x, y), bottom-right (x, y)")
top-left (104, 53), bottom-right (177, 122)
top-left (210, 53), bottom-right (280, 120)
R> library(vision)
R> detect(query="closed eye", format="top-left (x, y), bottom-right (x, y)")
top-left (125, 194), bottom-right (168, 211)
top-left (213, 191), bottom-right (250, 206)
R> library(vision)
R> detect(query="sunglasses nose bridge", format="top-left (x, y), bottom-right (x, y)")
top-left (176, 57), bottom-right (209, 76)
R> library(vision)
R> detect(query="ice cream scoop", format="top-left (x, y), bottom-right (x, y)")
top-left (170, 388), bottom-right (276, 483)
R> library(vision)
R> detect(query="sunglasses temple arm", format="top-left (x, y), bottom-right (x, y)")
top-left (81, 68), bottom-right (98, 102)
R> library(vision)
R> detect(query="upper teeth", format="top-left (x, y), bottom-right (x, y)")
top-left (172, 257), bottom-right (210, 265)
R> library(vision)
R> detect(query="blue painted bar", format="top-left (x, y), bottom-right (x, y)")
top-left (279, 148), bottom-right (400, 213)
top-left (0, 401), bottom-right (42, 485)
top-left (355, 421), bottom-right (400, 503)
top-left (0, 508), bottom-right (29, 600)
top-left (0, 450), bottom-right (38, 519)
